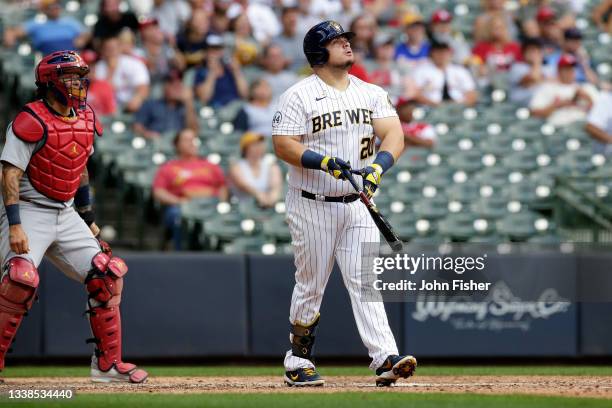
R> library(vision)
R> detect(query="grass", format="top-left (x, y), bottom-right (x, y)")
top-left (1, 393), bottom-right (610, 408)
top-left (3, 365), bottom-right (612, 378)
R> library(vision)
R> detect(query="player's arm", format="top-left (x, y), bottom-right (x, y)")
top-left (1, 161), bottom-right (29, 254)
top-left (355, 116), bottom-right (405, 197)
top-left (272, 135), bottom-right (351, 180)
top-left (74, 167), bottom-right (100, 237)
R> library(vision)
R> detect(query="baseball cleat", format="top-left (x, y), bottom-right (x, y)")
top-left (375, 355), bottom-right (417, 387)
top-left (284, 367), bottom-right (325, 387)
top-left (90, 357), bottom-right (148, 383)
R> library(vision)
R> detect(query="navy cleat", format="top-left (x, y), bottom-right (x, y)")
top-left (284, 367), bottom-right (325, 387)
top-left (375, 355), bottom-right (417, 387)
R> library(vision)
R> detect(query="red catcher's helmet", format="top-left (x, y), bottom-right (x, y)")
top-left (35, 50), bottom-right (90, 111)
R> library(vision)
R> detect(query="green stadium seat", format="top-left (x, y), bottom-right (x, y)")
top-left (496, 211), bottom-right (547, 241)
top-left (412, 196), bottom-right (449, 220)
top-left (446, 183), bottom-right (480, 202)
top-left (447, 150), bottom-right (484, 173)
top-left (470, 197), bottom-right (509, 219)
top-left (437, 212), bottom-right (486, 241)
top-left (223, 235), bottom-right (272, 254)
top-left (263, 215), bottom-right (291, 243)
top-left (502, 151), bottom-right (539, 173)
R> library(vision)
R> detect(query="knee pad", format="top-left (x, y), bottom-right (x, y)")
top-left (290, 313), bottom-right (320, 360)
top-left (85, 252), bottom-right (128, 307)
top-left (0, 258), bottom-right (39, 313)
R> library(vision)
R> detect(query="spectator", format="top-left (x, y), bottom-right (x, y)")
top-left (396, 98), bottom-right (437, 148)
top-left (519, 0), bottom-right (575, 38)
top-left (530, 54), bottom-right (597, 126)
top-left (134, 70), bottom-right (198, 139)
top-left (259, 44), bottom-right (299, 101)
top-left (82, 50), bottom-right (117, 116)
top-left (117, 28), bottom-right (141, 59)
top-left (195, 34), bottom-right (249, 107)
top-left (473, 0), bottom-right (519, 42)
top-left (228, 0), bottom-right (281, 44)
top-left (348, 46), bottom-right (371, 82)
top-left (234, 79), bottom-right (277, 137)
top-left (95, 36), bottom-right (150, 112)
top-left (275, 6), bottom-right (308, 70)
top-left (585, 91), bottom-right (612, 155)
top-left (429, 9), bottom-right (471, 65)
top-left (369, 33), bottom-right (401, 91)
top-left (296, 0), bottom-right (324, 35)
top-left (3, 0), bottom-right (88, 55)
top-left (412, 41), bottom-right (478, 106)
top-left (592, 0), bottom-right (612, 33)
top-left (394, 13), bottom-right (430, 70)
top-left (228, 13), bottom-right (260, 66)
top-left (210, 0), bottom-right (232, 33)
top-left (151, 0), bottom-right (192, 43)
top-left (332, 0), bottom-right (363, 30)
top-left (176, 9), bottom-right (209, 69)
top-left (349, 14), bottom-right (377, 59)
top-left (534, 6), bottom-right (564, 59)
top-left (229, 132), bottom-right (282, 207)
top-left (509, 37), bottom-right (554, 104)
top-left (153, 128), bottom-right (229, 249)
top-left (472, 14), bottom-right (522, 76)
top-left (586, 91), bottom-right (612, 154)
top-left (136, 18), bottom-right (180, 82)
top-left (93, 0), bottom-right (139, 43)
top-left (545, 28), bottom-right (598, 84)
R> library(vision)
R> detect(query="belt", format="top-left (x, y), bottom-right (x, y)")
top-left (301, 190), bottom-right (359, 203)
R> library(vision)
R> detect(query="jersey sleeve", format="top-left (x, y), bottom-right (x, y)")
top-left (0, 124), bottom-right (36, 172)
top-left (271, 90), bottom-right (307, 136)
top-left (371, 87), bottom-right (398, 119)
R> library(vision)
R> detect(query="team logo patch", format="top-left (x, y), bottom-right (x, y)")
top-left (272, 111), bottom-right (282, 127)
top-left (330, 21), bottom-right (342, 33)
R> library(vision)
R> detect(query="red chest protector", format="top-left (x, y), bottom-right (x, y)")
top-left (11, 100), bottom-right (103, 202)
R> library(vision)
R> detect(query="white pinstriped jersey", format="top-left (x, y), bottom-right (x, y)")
top-left (272, 74), bottom-right (397, 196)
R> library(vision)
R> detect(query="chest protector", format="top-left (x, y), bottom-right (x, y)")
top-left (11, 100), bottom-right (103, 202)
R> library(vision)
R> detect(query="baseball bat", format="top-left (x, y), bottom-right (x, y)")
top-left (342, 169), bottom-right (404, 252)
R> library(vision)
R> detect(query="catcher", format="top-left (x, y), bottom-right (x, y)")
top-left (0, 50), bottom-right (147, 383)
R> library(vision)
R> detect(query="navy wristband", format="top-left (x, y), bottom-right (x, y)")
top-left (373, 151), bottom-right (394, 174)
top-left (5, 204), bottom-right (21, 226)
top-left (74, 185), bottom-right (91, 208)
top-left (301, 149), bottom-right (326, 170)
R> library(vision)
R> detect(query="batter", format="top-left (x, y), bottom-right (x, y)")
top-left (272, 21), bottom-right (417, 387)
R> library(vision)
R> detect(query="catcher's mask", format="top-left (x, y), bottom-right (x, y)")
top-left (35, 50), bottom-right (90, 111)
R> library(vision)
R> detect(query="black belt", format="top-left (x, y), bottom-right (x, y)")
top-left (301, 190), bottom-right (359, 203)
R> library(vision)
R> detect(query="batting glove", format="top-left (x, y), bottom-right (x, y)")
top-left (321, 156), bottom-right (351, 180)
top-left (359, 164), bottom-right (383, 198)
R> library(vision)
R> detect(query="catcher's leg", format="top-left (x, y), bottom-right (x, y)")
top-left (0, 258), bottom-right (39, 372)
top-left (85, 252), bottom-right (147, 383)
top-left (48, 207), bottom-right (147, 383)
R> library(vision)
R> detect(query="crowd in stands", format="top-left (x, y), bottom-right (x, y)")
top-left (2, 0), bottom-right (612, 248)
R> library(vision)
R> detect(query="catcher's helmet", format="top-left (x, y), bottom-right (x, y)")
top-left (303, 20), bottom-right (355, 66)
top-left (35, 50), bottom-right (90, 111)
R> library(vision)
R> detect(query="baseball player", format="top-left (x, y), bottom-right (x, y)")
top-left (272, 21), bottom-right (417, 387)
top-left (0, 51), bottom-right (147, 383)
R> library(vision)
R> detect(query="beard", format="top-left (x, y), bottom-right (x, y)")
top-left (328, 56), bottom-right (355, 70)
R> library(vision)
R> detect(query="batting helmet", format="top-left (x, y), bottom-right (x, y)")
top-left (303, 20), bottom-right (355, 66)
top-left (35, 50), bottom-right (90, 111)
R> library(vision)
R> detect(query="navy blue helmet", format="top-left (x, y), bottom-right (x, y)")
top-left (303, 20), bottom-right (355, 66)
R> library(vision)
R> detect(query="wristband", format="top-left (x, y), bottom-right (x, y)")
top-left (373, 151), bottom-right (394, 174)
top-left (301, 149), bottom-right (326, 170)
top-left (74, 185), bottom-right (91, 209)
top-left (78, 209), bottom-right (96, 226)
top-left (5, 204), bottom-right (21, 226)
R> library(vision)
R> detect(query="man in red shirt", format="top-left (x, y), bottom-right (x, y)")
top-left (153, 128), bottom-right (228, 249)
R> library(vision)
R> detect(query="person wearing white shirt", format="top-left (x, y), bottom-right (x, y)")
top-left (412, 41), bottom-right (478, 106)
top-left (586, 91), bottom-right (612, 155)
top-left (529, 54), bottom-right (597, 127)
top-left (95, 36), bottom-right (151, 112)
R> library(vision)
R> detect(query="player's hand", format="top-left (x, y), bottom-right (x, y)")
top-left (321, 156), bottom-right (351, 180)
top-left (357, 164), bottom-right (383, 198)
top-left (9, 224), bottom-right (30, 254)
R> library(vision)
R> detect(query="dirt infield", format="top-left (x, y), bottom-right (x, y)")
top-left (1, 376), bottom-right (611, 398)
